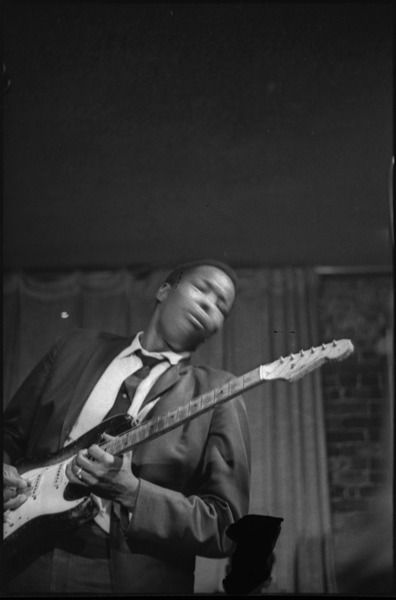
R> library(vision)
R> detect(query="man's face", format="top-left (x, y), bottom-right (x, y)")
top-left (156, 265), bottom-right (236, 352)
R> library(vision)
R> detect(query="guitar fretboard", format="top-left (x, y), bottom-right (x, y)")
top-left (103, 366), bottom-right (263, 456)
top-left (100, 338), bottom-right (354, 457)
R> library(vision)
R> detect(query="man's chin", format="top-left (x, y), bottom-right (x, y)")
top-left (166, 332), bottom-right (205, 353)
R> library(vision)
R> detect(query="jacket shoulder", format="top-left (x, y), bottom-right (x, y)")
top-left (54, 327), bottom-right (131, 348)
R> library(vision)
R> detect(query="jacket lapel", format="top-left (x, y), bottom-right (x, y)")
top-left (59, 334), bottom-right (133, 446)
top-left (140, 359), bottom-right (190, 410)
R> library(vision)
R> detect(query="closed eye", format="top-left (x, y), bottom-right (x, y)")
top-left (217, 302), bottom-right (229, 317)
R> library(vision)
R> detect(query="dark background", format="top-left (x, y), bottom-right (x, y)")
top-left (3, 2), bottom-right (393, 270)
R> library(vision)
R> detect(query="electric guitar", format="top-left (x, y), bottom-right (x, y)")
top-left (2, 339), bottom-right (354, 581)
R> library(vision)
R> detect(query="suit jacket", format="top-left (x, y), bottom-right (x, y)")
top-left (4, 328), bottom-right (251, 593)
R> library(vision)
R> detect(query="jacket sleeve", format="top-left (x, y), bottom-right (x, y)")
top-left (3, 337), bottom-right (65, 464)
top-left (125, 395), bottom-right (251, 559)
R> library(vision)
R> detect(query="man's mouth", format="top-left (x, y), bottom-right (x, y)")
top-left (187, 313), bottom-right (207, 331)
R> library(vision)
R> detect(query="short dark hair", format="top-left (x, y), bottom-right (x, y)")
top-left (164, 259), bottom-right (238, 291)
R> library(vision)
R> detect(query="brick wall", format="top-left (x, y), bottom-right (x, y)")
top-left (317, 274), bottom-right (393, 577)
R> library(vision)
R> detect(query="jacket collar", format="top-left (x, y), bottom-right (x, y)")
top-left (142, 356), bottom-right (191, 407)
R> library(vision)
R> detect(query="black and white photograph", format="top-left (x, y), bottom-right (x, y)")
top-left (2, 2), bottom-right (393, 596)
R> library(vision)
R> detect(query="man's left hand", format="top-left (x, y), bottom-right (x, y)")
top-left (65, 437), bottom-right (139, 511)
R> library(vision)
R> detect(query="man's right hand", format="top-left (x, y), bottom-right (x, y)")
top-left (3, 463), bottom-right (31, 513)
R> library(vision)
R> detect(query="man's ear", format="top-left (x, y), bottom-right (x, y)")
top-left (156, 282), bottom-right (171, 303)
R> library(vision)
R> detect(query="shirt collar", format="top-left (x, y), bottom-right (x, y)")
top-left (124, 331), bottom-right (190, 366)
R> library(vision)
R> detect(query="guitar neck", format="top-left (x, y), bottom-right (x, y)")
top-left (102, 338), bottom-right (354, 457)
top-left (103, 366), bottom-right (263, 456)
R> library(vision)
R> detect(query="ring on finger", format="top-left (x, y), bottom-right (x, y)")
top-left (76, 467), bottom-right (83, 480)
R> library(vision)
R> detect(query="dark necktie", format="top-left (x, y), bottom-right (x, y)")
top-left (104, 349), bottom-right (163, 419)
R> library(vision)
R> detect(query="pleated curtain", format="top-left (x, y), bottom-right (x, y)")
top-left (3, 268), bottom-right (336, 593)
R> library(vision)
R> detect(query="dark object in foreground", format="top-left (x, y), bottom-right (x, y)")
top-left (223, 514), bottom-right (283, 595)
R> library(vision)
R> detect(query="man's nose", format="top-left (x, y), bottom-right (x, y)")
top-left (199, 292), bottom-right (217, 313)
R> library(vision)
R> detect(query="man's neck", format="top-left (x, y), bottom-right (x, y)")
top-left (140, 329), bottom-right (193, 358)
top-left (140, 330), bottom-right (169, 353)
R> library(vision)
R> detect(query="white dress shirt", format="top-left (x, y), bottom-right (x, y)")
top-left (64, 331), bottom-right (189, 532)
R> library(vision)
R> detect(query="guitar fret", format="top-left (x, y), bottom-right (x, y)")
top-left (215, 387), bottom-right (225, 400)
top-left (154, 416), bottom-right (163, 432)
top-left (190, 398), bottom-right (200, 414)
top-left (242, 369), bottom-right (260, 387)
top-left (227, 377), bottom-right (244, 395)
top-left (133, 427), bottom-right (143, 444)
top-left (201, 391), bottom-right (214, 408)
top-left (167, 409), bottom-right (177, 424)
top-left (139, 422), bottom-right (149, 440)
top-left (111, 440), bottom-right (122, 455)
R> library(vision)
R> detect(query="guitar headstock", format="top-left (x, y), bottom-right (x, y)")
top-left (260, 339), bottom-right (354, 382)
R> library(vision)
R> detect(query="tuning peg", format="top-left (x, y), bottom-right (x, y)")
top-left (332, 340), bottom-right (337, 347)
top-left (310, 346), bottom-right (315, 354)
top-left (321, 343), bottom-right (326, 350)
top-left (279, 356), bottom-right (285, 363)
top-left (300, 349), bottom-right (304, 357)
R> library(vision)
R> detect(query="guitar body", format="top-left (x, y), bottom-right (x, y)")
top-left (3, 414), bottom-right (133, 583)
